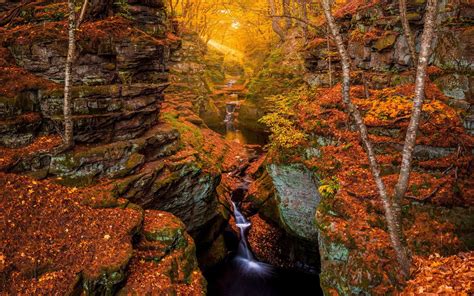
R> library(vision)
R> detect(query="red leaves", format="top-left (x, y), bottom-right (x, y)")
top-left (404, 252), bottom-right (474, 295)
top-left (0, 173), bottom-right (142, 294)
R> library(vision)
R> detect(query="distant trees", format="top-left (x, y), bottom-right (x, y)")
top-left (269, 0), bottom-right (286, 41)
top-left (268, 0), bottom-right (313, 41)
top-left (320, 0), bottom-right (439, 279)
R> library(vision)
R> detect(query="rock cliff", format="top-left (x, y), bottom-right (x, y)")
top-left (0, 0), bottom-right (240, 293)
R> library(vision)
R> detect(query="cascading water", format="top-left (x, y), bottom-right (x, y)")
top-left (224, 102), bottom-right (237, 125)
top-left (232, 202), bottom-right (272, 275)
top-left (205, 77), bottom-right (322, 296)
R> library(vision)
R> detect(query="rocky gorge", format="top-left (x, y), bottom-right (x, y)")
top-left (0, 0), bottom-right (473, 295)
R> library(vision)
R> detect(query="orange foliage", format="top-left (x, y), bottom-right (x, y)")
top-left (404, 252), bottom-right (474, 295)
top-left (279, 81), bottom-right (474, 293)
top-left (0, 135), bottom-right (61, 169)
top-left (0, 172), bottom-right (142, 294)
top-left (0, 66), bottom-right (59, 98)
top-left (334, 0), bottom-right (382, 18)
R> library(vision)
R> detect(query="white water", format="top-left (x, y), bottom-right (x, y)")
top-left (232, 202), bottom-right (273, 275)
top-left (224, 103), bottom-right (236, 124)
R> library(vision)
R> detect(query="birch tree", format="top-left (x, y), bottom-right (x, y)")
top-left (63, 0), bottom-right (76, 148)
top-left (393, 0), bottom-right (439, 221)
top-left (320, 0), bottom-right (439, 278)
top-left (63, 0), bottom-right (89, 148)
top-left (399, 0), bottom-right (418, 65)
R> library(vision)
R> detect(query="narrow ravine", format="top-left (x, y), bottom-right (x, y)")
top-left (203, 77), bottom-right (323, 296)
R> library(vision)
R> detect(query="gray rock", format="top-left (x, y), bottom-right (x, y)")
top-left (267, 163), bottom-right (320, 241)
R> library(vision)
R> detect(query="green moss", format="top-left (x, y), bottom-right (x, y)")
top-left (113, 153), bottom-right (145, 178)
top-left (162, 112), bottom-right (204, 151)
top-left (374, 33), bottom-right (397, 51)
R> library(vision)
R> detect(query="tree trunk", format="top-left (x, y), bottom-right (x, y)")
top-left (282, 0), bottom-right (292, 30)
top-left (393, 0), bottom-right (438, 210)
top-left (64, 0), bottom-right (76, 148)
top-left (327, 25), bottom-right (332, 87)
top-left (399, 0), bottom-right (418, 65)
top-left (77, 0), bottom-right (89, 26)
top-left (299, 0), bottom-right (308, 40)
top-left (320, 0), bottom-right (411, 278)
top-left (269, 0), bottom-right (285, 41)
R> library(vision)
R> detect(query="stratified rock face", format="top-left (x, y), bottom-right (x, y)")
top-left (0, 0), bottom-right (179, 147)
top-left (168, 32), bottom-right (209, 96)
top-left (0, 0), bottom-right (226, 258)
top-left (304, 0), bottom-right (473, 133)
top-left (165, 31), bottom-right (224, 127)
top-left (267, 163), bottom-right (320, 242)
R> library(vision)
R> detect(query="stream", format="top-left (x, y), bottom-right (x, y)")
top-left (203, 80), bottom-right (322, 296)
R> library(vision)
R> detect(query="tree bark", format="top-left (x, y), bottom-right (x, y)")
top-left (393, 0), bottom-right (438, 210)
top-left (327, 25), bottom-right (332, 87)
top-left (269, 0), bottom-right (286, 41)
top-left (299, 0), bottom-right (308, 40)
top-left (399, 0), bottom-right (418, 65)
top-left (282, 0), bottom-right (292, 30)
top-left (64, 0), bottom-right (76, 148)
top-left (77, 0), bottom-right (89, 26)
top-left (320, 0), bottom-right (411, 278)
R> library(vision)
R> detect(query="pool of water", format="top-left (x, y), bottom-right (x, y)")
top-left (204, 193), bottom-right (322, 296)
top-left (205, 230), bottom-right (323, 296)
top-left (207, 123), bottom-right (269, 146)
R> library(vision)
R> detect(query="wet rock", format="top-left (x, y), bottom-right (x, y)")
top-left (267, 163), bottom-right (320, 242)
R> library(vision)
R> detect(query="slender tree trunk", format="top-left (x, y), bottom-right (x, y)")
top-left (320, 0), bottom-right (411, 278)
top-left (327, 25), bottom-right (332, 87)
top-left (362, 72), bottom-right (370, 99)
top-left (269, 0), bottom-right (285, 41)
top-left (282, 0), bottom-right (292, 30)
top-left (394, 0), bottom-right (438, 207)
top-left (399, 0), bottom-right (418, 65)
top-left (64, 0), bottom-right (76, 148)
top-left (77, 0), bottom-right (88, 26)
top-left (299, 0), bottom-right (308, 40)
top-left (168, 0), bottom-right (175, 16)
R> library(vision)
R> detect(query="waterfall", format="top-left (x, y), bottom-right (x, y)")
top-left (231, 202), bottom-right (272, 275)
top-left (224, 103), bottom-right (236, 124)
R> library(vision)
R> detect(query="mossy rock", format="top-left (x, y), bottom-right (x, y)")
top-left (373, 33), bottom-right (397, 51)
top-left (142, 210), bottom-right (188, 247)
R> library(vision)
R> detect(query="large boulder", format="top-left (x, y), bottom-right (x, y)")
top-left (266, 163), bottom-right (320, 242)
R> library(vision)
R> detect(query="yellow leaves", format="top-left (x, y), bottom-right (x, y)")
top-left (319, 184), bottom-right (337, 196)
top-left (319, 177), bottom-right (340, 198)
top-left (259, 86), bottom-right (310, 150)
top-left (363, 93), bottom-right (456, 125)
